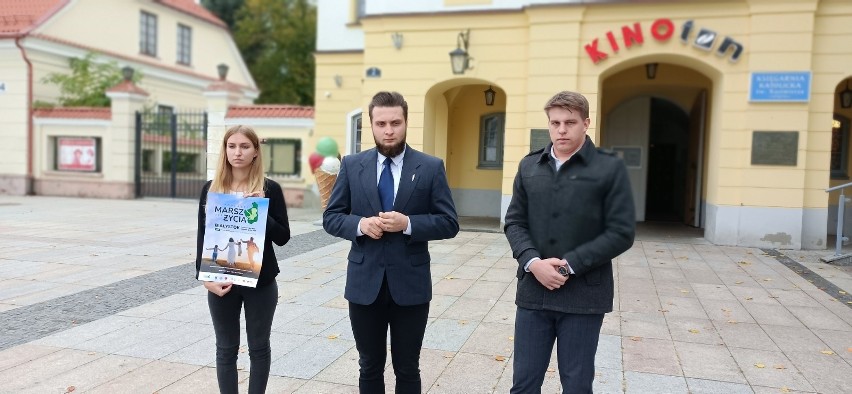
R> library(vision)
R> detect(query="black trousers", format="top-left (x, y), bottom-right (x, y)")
top-left (208, 282), bottom-right (278, 394)
top-left (348, 276), bottom-right (430, 394)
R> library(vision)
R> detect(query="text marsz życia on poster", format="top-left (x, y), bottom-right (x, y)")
top-left (198, 192), bottom-right (269, 287)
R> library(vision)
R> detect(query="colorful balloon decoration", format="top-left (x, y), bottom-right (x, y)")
top-left (314, 137), bottom-right (341, 210)
top-left (316, 137), bottom-right (339, 158)
top-left (320, 156), bottom-right (341, 174)
top-left (308, 152), bottom-right (325, 173)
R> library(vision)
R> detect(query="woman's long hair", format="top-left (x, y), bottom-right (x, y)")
top-left (209, 125), bottom-right (265, 194)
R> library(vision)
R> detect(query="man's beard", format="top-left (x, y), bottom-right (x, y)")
top-left (375, 136), bottom-right (406, 158)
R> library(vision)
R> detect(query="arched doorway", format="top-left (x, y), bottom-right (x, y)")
top-left (600, 62), bottom-right (712, 227)
top-left (423, 80), bottom-right (506, 218)
top-left (828, 76), bottom-right (852, 237)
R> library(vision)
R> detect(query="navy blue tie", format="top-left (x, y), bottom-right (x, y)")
top-left (378, 157), bottom-right (394, 212)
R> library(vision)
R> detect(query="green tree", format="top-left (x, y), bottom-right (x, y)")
top-left (233, 0), bottom-right (316, 105)
top-left (42, 52), bottom-right (140, 107)
top-left (200, 0), bottom-right (244, 30)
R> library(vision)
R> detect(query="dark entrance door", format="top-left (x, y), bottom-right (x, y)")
top-left (645, 98), bottom-right (689, 222)
top-left (135, 110), bottom-right (208, 198)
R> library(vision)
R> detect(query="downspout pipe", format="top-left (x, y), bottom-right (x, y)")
top-left (8, 0), bottom-right (69, 196)
top-left (14, 36), bottom-right (34, 195)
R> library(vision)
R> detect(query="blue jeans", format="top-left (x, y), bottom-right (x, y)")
top-left (208, 282), bottom-right (278, 394)
top-left (511, 307), bottom-right (604, 394)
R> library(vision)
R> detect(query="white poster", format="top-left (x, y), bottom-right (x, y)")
top-left (57, 137), bottom-right (96, 171)
top-left (198, 192), bottom-right (269, 288)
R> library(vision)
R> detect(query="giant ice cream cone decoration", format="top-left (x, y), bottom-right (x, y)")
top-left (310, 137), bottom-right (341, 211)
top-left (314, 168), bottom-right (337, 210)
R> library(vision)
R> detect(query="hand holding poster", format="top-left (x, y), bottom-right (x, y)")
top-left (198, 192), bottom-right (269, 287)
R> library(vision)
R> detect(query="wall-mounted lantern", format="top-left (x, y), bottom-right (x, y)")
top-left (484, 86), bottom-right (496, 106)
top-left (217, 63), bottom-right (229, 81)
top-left (449, 29), bottom-right (471, 75)
top-left (391, 32), bottom-right (403, 50)
top-left (121, 66), bottom-right (134, 81)
top-left (646, 63), bottom-right (658, 80)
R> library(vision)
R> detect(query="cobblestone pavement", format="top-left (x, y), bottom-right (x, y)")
top-left (0, 196), bottom-right (850, 393)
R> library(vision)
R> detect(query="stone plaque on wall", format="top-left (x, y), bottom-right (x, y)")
top-left (751, 131), bottom-right (798, 166)
top-left (611, 146), bottom-right (642, 168)
top-left (530, 129), bottom-right (549, 152)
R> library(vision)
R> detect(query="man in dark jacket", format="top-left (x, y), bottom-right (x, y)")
top-left (504, 90), bottom-right (635, 393)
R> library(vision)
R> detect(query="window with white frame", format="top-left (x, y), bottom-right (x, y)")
top-left (350, 112), bottom-right (362, 154)
top-left (479, 113), bottom-right (505, 169)
top-left (140, 11), bottom-right (158, 56)
top-left (177, 24), bottom-right (192, 65)
top-left (262, 139), bottom-right (302, 176)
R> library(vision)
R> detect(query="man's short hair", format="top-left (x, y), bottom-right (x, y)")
top-left (544, 91), bottom-right (589, 120)
top-left (369, 91), bottom-right (408, 123)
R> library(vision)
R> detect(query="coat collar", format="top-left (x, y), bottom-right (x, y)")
top-left (536, 135), bottom-right (595, 165)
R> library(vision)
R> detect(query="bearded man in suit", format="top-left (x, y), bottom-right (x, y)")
top-left (323, 91), bottom-right (459, 394)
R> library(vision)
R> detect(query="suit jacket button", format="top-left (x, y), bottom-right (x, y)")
top-left (549, 239), bottom-right (556, 245)
top-left (552, 212), bottom-right (559, 218)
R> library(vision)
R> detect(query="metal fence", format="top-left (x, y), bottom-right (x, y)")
top-left (135, 110), bottom-right (208, 199)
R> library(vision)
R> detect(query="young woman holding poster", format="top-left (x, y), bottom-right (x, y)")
top-left (195, 125), bottom-right (291, 394)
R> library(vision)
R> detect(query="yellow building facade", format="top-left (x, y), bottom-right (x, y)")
top-left (314, 0), bottom-right (852, 250)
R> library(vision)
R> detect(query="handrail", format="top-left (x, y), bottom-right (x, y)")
top-left (826, 181), bottom-right (852, 193)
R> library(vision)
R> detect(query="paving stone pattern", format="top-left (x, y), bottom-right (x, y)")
top-left (763, 248), bottom-right (852, 307)
top-left (1, 197), bottom-right (851, 393)
top-left (0, 230), bottom-right (340, 350)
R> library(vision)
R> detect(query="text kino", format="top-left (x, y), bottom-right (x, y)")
top-left (584, 18), bottom-right (744, 64)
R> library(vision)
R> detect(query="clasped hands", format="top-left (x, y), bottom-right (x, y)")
top-left (204, 281), bottom-right (232, 297)
top-left (529, 258), bottom-right (570, 291)
top-left (360, 211), bottom-right (408, 239)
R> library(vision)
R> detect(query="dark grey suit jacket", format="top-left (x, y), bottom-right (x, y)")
top-left (323, 145), bottom-right (459, 306)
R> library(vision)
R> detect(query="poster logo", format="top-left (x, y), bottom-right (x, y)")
top-left (244, 202), bottom-right (259, 224)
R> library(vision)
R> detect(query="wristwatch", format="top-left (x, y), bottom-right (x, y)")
top-left (557, 264), bottom-right (571, 277)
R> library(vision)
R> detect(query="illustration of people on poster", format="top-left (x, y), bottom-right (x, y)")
top-left (57, 137), bottom-right (96, 171)
top-left (198, 192), bottom-right (269, 287)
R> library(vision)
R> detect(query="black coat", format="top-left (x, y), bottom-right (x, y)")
top-left (504, 137), bottom-right (635, 314)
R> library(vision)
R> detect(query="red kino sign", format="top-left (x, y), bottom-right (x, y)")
top-left (584, 19), bottom-right (744, 64)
